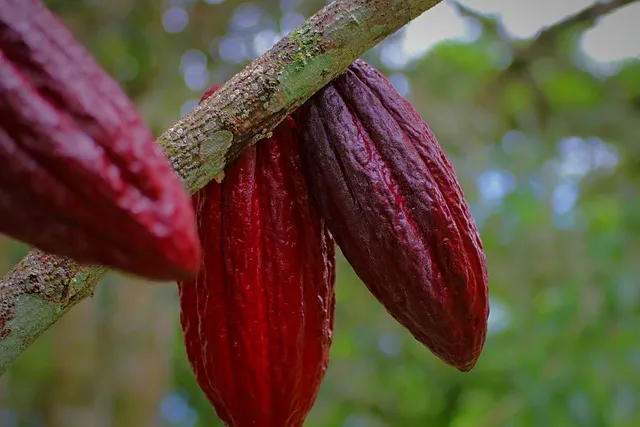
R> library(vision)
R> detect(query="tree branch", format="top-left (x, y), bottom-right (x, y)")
top-left (452, 0), bottom-right (637, 38)
top-left (452, 0), bottom-right (638, 68)
top-left (451, 0), bottom-right (638, 132)
top-left (0, 0), bottom-right (444, 375)
top-left (535, 0), bottom-right (637, 42)
top-left (511, 0), bottom-right (638, 66)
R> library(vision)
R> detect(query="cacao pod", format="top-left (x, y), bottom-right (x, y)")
top-left (295, 59), bottom-right (489, 372)
top-left (178, 87), bottom-right (336, 427)
top-left (0, 0), bottom-right (199, 280)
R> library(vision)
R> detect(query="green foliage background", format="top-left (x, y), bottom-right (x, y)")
top-left (1, 1), bottom-right (639, 426)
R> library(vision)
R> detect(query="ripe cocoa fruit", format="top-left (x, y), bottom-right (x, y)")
top-left (0, 0), bottom-right (199, 280)
top-left (295, 59), bottom-right (489, 372)
top-left (178, 87), bottom-right (336, 427)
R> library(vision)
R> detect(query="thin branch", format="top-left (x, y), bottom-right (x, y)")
top-left (452, 0), bottom-right (637, 38)
top-left (535, 0), bottom-right (637, 42)
top-left (0, 0), bottom-right (444, 375)
top-left (451, 0), bottom-right (638, 133)
top-left (506, 0), bottom-right (638, 67)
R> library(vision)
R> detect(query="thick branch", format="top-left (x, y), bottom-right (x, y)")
top-left (0, 0), bottom-right (444, 374)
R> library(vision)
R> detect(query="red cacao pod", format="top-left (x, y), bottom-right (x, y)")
top-left (0, 0), bottom-right (199, 280)
top-left (295, 60), bottom-right (489, 372)
top-left (178, 88), bottom-right (336, 427)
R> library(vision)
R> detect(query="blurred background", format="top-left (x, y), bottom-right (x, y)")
top-left (2, 0), bottom-right (640, 426)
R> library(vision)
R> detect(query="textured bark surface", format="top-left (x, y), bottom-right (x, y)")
top-left (0, 0), bottom-right (200, 280)
top-left (296, 60), bottom-right (489, 371)
top-left (0, 0), bottom-right (445, 375)
top-left (179, 102), bottom-right (335, 426)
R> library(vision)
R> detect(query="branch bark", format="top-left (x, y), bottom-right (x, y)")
top-left (0, 0), bottom-right (444, 374)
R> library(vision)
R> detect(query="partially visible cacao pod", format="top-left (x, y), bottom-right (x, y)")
top-left (295, 59), bottom-right (489, 372)
top-left (178, 87), bottom-right (336, 427)
top-left (0, 0), bottom-right (199, 280)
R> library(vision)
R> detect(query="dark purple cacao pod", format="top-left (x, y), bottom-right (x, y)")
top-left (296, 59), bottom-right (489, 372)
top-left (178, 87), bottom-right (336, 427)
top-left (0, 0), bottom-right (199, 280)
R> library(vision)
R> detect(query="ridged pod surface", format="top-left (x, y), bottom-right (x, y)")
top-left (0, 0), bottom-right (199, 280)
top-left (296, 60), bottom-right (489, 372)
top-left (178, 87), bottom-right (336, 427)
